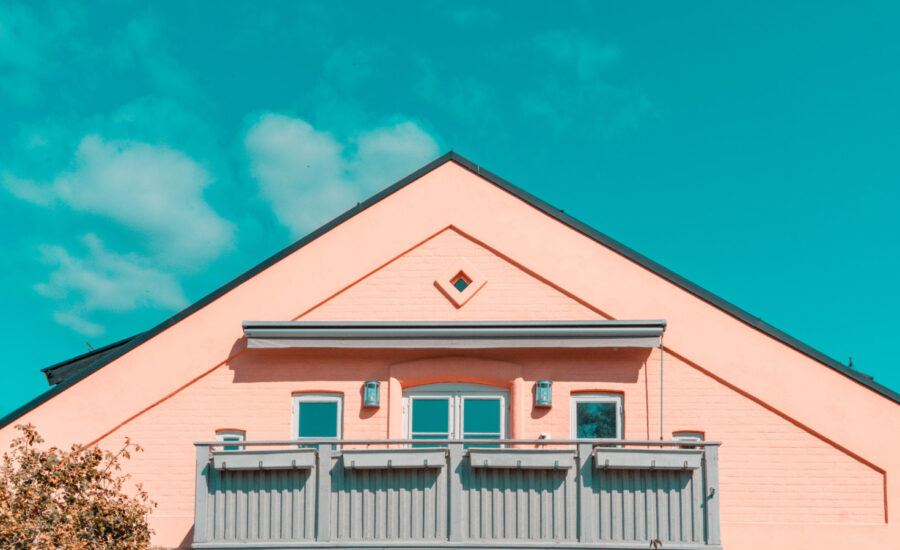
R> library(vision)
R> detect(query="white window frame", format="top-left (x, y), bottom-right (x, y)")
top-left (216, 430), bottom-right (246, 451)
top-left (402, 383), bottom-right (509, 442)
top-left (570, 393), bottom-right (624, 439)
top-left (291, 393), bottom-right (343, 442)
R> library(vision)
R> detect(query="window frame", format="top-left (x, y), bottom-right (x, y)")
top-left (402, 383), bottom-right (509, 443)
top-left (570, 393), bottom-right (624, 440)
top-left (216, 429), bottom-right (246, 451)
top-left (291, 393), bottom-right (343, 442)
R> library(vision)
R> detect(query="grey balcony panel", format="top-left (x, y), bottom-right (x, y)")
top-left (212, 449), bottom-right (316, 471)
top-left (468, 449), bottom-right (575, 470)
top-left (594, 449), bottom-right (702, 470)
top-left (195, 440), bottom-right (719, 549)
top-left (204, 465), bottom-right (316, 542)
top-left (458, 458), bottom-right (578, 541)
top-left (341, 449), bottom-right (446, 469)
top-left (589, 468), bottom-right (704, 545)
top-left (331, 456), bottom-right (447, 541)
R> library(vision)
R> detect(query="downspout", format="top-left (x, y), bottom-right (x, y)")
top-left (659, 336), bottom-right (664, 441)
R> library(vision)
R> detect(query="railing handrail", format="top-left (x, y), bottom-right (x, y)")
top-left (194, 438), bottom-right (721, 447)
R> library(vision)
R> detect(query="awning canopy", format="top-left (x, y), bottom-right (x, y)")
top-left (242, 320), bottom-right (666, 349)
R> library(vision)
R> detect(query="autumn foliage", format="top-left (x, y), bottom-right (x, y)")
top-left (0, 424), bottom-right (156, 549)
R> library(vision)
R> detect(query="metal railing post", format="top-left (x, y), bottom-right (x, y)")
top-left (194, 444), bottom-right (210, 543)
top-left (448, 442), bottom-right (464, 542)
top-left (577, 443), bottom-right (595, 543)
top-left (316, 443), bottom-right (332, 542)
top-left (703, 445), bottom-right (721, 546)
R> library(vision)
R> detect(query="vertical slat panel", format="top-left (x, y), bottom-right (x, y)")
top-left (668, 471), bottom-right (679, 542)
top-left (691, 465), bottom-right (703, 543)
top-left (565, 456), bottom-right (578, 540)
top-left (634, 469), bottom-right (646, 541)
top-left (376, 469), bottom-right (387, 539)
top-left (207, 465), bottom-right (218, 541)
top-left (424, 466), bottom-right (435, 538)
top-left (270, 470), bottom-right (281, 539)
top-left (656, 470), bottom-right (668, 541)
top-left (611, 469), bottom-right (622, 541)
top-left (680, 472), bottom-right (692, 542)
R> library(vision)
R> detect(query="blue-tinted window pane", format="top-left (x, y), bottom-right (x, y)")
top-left (452, 277), bottom-right (470, 292)
top-left (411, 399), bottom-right (449, 433)
top-left (298, 401), bottom-right (338, 438)
top-left (222, 435), bottom-right (242, 451)
top-left (576, 402), bottom-right (618, 438)
top-left (463, 398), bottom-right (500, 434)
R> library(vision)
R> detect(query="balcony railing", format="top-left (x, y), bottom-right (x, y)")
top-left (193, 439), bottom-right (721, 549)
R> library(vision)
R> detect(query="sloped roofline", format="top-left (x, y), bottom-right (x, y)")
top-left (3, 152), bottom-right (896, 428)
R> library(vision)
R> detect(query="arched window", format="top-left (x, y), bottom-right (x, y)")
top-left (403, 383), bottom-right (508, 444)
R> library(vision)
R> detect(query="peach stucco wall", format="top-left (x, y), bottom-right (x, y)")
top-left (1, 160), bottom-right (897, 549)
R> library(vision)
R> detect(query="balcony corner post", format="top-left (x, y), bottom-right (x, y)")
top-left (194, 444), bottom-right (210, 544)
top-left (448, 442), bottom-right (464, 542)
top-left (316, 443), bottom-right (333, 542)
top-left (704, 445), bottom-right (721, 546)
top-left (577, 443), bottom-right (595, 543)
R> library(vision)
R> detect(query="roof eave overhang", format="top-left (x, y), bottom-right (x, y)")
top-left (242, 320), bottom-right (666, 349)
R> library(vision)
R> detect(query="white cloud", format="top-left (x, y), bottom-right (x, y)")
top-left (7, 135), bottom-right (234, 265)
top-left (35, 234), bottom-right (188, 336)
top-left (245, 114), bottom-right (439, 236)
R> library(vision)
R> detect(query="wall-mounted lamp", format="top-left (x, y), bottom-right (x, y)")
top-left (535, 380), bottom-right (552, 407)
top-left (363, 381), bottom-right (380, 407)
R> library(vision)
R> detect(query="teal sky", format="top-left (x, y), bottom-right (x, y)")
top-left (1, 1), bottom-right (899, 417)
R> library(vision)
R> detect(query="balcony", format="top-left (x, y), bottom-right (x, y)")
top-left (193, 439), bottom-right (721, 549)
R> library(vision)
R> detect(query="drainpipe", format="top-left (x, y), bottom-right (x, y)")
top-left (659, 336), bottom-right (664, 441)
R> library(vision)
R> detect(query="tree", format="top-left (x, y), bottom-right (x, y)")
top-left (0, 424), bottom-right (156, 549)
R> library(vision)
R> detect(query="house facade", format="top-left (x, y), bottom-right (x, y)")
top-left (1, 153), bottom-right (897, 549)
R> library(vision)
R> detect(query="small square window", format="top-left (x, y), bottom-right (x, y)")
top-left (293, 393), bottom-right (343, 442)
top-left (571, 394), bottom-right (623, 439)
top-left (451, 272), bottom-right (471, 292)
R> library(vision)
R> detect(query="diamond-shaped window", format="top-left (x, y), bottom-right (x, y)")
top-left (451, 272), bottom-right (471, 292)
top-left (435, 259), bottom-right (486, 308)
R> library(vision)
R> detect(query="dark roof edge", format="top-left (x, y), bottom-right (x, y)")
top-left (1, 151), bottom-right (895, 429)
top-left (40, 334), bottom-right (139, 375)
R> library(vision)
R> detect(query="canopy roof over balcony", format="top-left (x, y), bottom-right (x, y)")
top-left (242, 320), bottom-right (666, 349)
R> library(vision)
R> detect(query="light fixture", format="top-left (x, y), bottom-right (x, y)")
top-left (363, 381), bottom-right (380, 407)
top-left (535, 380), bottom-right (552, 407)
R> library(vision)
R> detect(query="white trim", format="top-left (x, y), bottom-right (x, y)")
top-left (403, 383), bottom-right (508, 441)
top-left (216, 430), bottom-right (246, 451)
top-left (570, 393), bottom-right (624, 439)
top-left (291, 393), bottom-right (343, 441)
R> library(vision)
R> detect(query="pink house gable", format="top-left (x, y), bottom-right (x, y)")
top-left (0, 154), bottom-right (897, 550)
